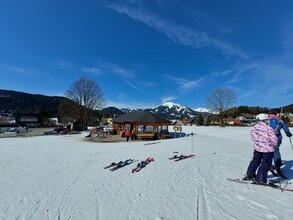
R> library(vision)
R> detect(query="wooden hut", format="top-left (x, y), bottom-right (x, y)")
top-left (113, 112), bottom-right (171, 140)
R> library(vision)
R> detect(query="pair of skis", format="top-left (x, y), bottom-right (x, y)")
top-left (168, 154), bottom-right (195, 162)
top-left (104, 153), bottom-right (196, 173)
top-left (227, 178), bottom-right (293, 192)
top-left (104, 158), bottom-right (154, 172)
top-left (104, 159), bottom-right (136, 171)
top-left (132, 157), bottom-right (155, 173)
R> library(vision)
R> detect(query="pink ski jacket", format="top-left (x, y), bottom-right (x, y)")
top-left (250, 121), bottom-right (278, 153)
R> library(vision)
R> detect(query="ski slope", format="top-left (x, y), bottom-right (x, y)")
top-left (1, 126), bottom-right (293, 220)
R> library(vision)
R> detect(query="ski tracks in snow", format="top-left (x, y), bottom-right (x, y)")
top-left (196, 186), bottom-right (212, 220)
top-left (164, 154), bottom-right (217, 219)
top-left (52, 160), bottom-right (93, 220)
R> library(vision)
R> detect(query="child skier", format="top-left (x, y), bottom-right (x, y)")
top-left (243, 113), bottom-right (278, 185)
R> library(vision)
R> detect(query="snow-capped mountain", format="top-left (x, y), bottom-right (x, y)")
top-left (193, 107), bottom-right (218, 114)
top-left (104, 102), bottom-right (213, 119)
top-left (120, 108), bottom-right (146, 114)
top-left (150, 102), bottom-right (208, 119)
top-left (193, 107), bottom-right (211, 113)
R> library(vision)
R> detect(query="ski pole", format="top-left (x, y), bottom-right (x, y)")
top-left (289, 137), bottom-right (293, 153)
top-left (191, 132), bottom-right (194, 158)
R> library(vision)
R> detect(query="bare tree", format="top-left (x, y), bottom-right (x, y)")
top-left (64, 77), bottom-right (105, 129)
top-left (206, 87), bottom-right (236, 127)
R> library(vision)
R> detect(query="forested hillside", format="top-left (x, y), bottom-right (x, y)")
top-left (0, 89), bottom-right (68, 113)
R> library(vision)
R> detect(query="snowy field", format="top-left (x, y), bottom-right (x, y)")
top-left (1, 126), bottom-right (293, 220)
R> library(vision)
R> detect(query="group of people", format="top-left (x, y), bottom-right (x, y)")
top-left (244, 111), bottom-right (292, 185)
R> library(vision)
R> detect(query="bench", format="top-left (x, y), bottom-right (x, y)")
top-left (136, 133), bottom-right (155, 140)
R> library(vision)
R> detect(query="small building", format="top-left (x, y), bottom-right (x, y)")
top-left (182, 118), bottom-right (195, 126)
top-left (173, 120), bottom-right (184, 126)
top-left (224, 118), bottom-right (235, 125)
top-left (101, 117), bottom-right (114, 125)
top-left (15, 113), bottom-right (40, 128)
top-left (47, 117), bottom-right (59, 126)
top-left (236, 113), bottom-right (255, 121)
top-left (236, 113), bottom-right (256, 125)
top-left (288, 116), bottom-right (293, 126)
top-left (113, 112), bottom-right (171, 140)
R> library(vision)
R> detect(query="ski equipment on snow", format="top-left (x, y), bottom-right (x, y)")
top-left (132, 157), bottom-right (154, 173)
top-left (270, 180), bottom-right (292, 184)
top-left (171, 154), bottom-right (195, 162)
top-left (227, 178), bottom-right (293, 192)
top-left (168, 154), bottom-right (183, 160)
top-left (104, 161), bottom-right (123, 169)
top-left (110, 159), bottom-right (136, 171)
top-left (270, 166), bottom-right (288, 179)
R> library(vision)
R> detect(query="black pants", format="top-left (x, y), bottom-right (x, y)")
top-left (246, 150), bottom-right (274, 182)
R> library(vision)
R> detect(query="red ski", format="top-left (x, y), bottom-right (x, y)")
top-left (132, 157), bottom-right (154, 173)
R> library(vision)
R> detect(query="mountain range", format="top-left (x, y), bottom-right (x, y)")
top-left (102, 102), bottom-right (211, 120)
top-left (0, 89), bottom-right (211, 119)
top-left (1, 89), bottom-right (293, 120)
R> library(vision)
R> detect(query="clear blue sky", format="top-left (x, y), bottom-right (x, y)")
top-left (1, 0), bottom-right (293, 109)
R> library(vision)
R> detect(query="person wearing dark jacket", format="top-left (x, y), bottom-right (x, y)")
top-left (269, 112), bottom-right (292, 175)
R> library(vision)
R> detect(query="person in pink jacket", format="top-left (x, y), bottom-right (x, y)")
top-left (243, 113), bottom-right (278, 185)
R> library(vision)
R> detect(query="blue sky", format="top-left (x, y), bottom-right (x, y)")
top-left (1, 0), bottom-right (293, 109)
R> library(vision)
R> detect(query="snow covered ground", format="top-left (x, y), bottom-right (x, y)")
top-left (1, 126), bottom-right (293, 220)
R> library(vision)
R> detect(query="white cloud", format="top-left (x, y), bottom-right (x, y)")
top-left (161, 95), bottom-right (178, 103)
top-left (210, 63), bottom-right (257, 84)
top-left (164, 74), bottom-right (205, 94)
top-left (124, 80), bottom-right (142, 92)
top-left (95, 60), bottom-right (137, 79)
top-left (234, 61), bottom-right (293, 106)
top-left (107, 93), bottom-right (157, 109)
top-left (281, 21), bottom-right (293, 49)
top-left (212, 69), bottom-right (233, 77)
top-left (58, 60), bottom-right (73, 68)
top-left (226, 64), bottom-right (257, 84)
top-left (107, 63), bottom-right (136, 79)
top-left (107, 2), bottom-right (248, 59)
top-left (1, 65), bottom-right (30, 75)
top-left (81, 67), bottom-right (103, 75)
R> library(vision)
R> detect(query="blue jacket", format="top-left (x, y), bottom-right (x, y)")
top-left (269, 115), bottom-right (292, 140)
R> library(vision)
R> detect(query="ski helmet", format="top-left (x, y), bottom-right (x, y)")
top-left (256, 113), bottom-right (269, 121)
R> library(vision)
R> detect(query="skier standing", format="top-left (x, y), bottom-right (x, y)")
top-left (269, 111), bottom-right (292, 175)
top-left (243, 113), bottom-right (278, 184)
top-left (125, 130), bottom-right (131, 142)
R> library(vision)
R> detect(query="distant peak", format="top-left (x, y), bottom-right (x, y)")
top-left (193, 107), bottom-right (218, 114)
top-left (162, 102), bottom-right (182, 108)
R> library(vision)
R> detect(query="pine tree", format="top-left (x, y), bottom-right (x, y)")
top-left (197, 114), bottom-right (204, 126)
top-left (206, 115), bottom-right (212, 126)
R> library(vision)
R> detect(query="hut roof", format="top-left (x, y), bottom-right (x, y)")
top-left (113, 112), bottom-right (171, 124)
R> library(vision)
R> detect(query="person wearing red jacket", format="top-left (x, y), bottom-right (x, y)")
top-left (125, 130), bottom-right (131, 142)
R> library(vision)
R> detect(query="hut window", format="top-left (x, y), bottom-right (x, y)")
top-left (162, 125), bottom-right (168, 131)
top-left (145, 125), bottom-right (153, 133)
top-left (125, 124), bottom-right (131, 131)
top-left (138, 125), bottom-right (144, 134)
